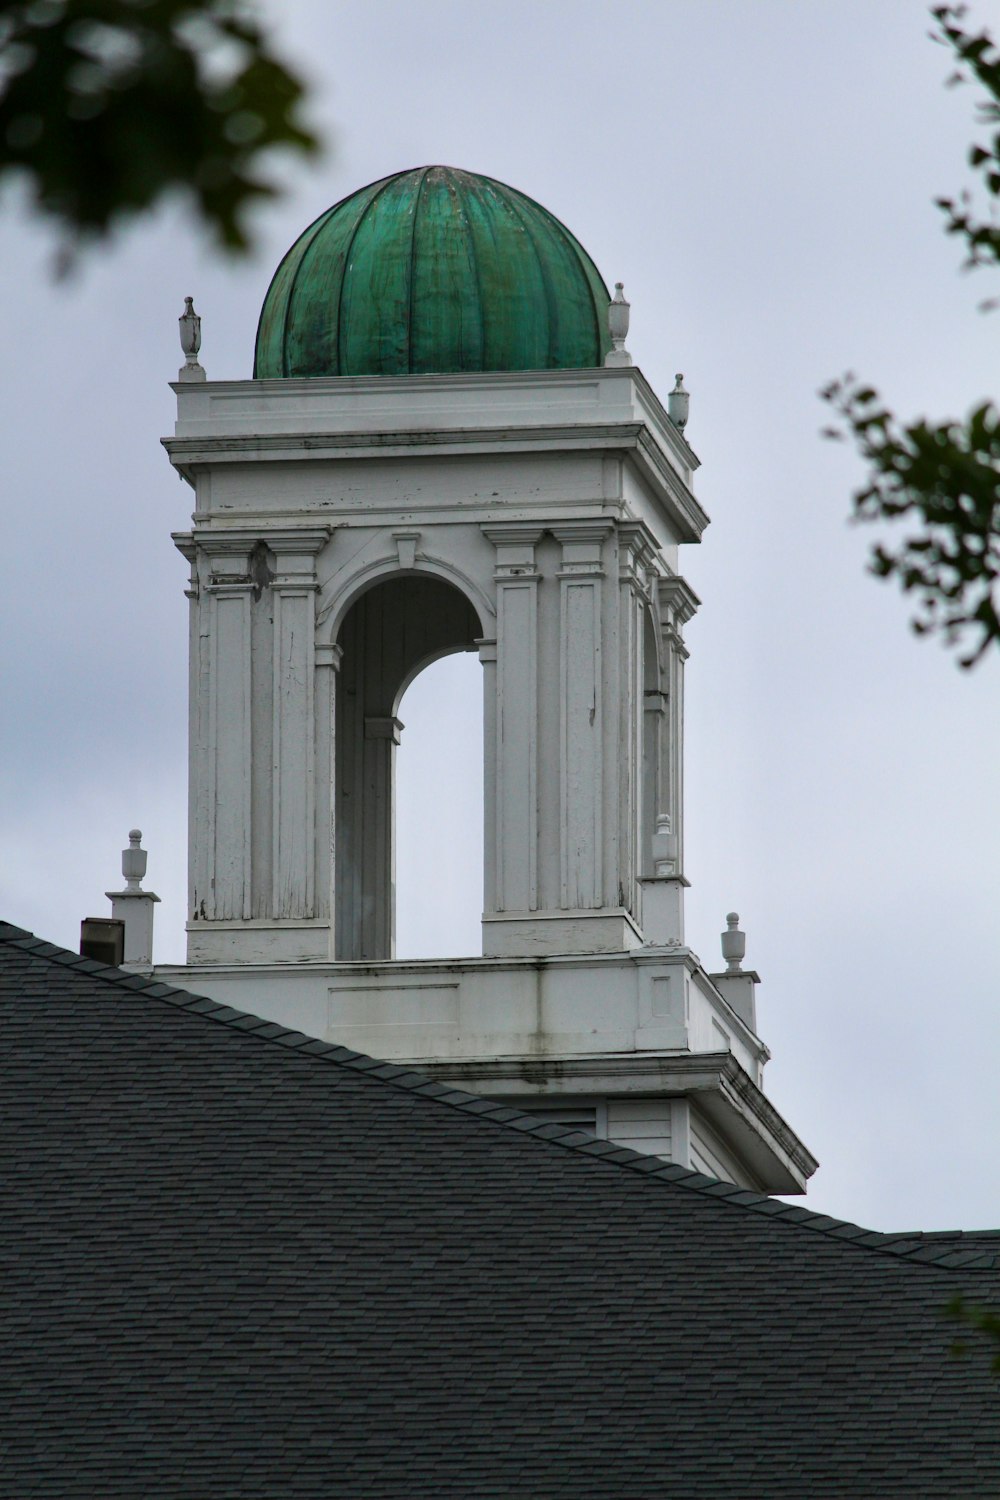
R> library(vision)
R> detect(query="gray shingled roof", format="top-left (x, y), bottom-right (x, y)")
top-left (3, 919), bottom-right (999, 1497)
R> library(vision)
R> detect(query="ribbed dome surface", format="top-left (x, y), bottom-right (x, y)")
top-left (254, 166), bottom-right (612, 378)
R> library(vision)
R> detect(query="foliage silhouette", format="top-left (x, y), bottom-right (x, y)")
top-left (0, 0), bottom-right (319, 261)
top-left (824, 5), bottom-right (1000, 667)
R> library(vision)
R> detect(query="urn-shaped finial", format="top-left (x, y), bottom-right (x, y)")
top-left (178, 296), bottom-right (206, 382)
top-left (720, 911), bottom-right (746, 973)
top-left (604, 282), bottom-right (633, 367)
top-left (121, 829), bottom-right (148, 892)
top-left (668, 372), bottom-right (690, 432)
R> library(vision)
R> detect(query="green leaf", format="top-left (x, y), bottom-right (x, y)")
top-left (0, 0), bottom-right (323, 258)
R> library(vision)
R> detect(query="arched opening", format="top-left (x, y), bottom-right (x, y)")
top-left (334, 574), bottom-right (482, 961)
top-left (395, 652), bottom-right (484, 959)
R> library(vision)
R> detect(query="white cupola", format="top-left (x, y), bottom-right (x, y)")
top-left (157, 167), bottom-right (816, 1196)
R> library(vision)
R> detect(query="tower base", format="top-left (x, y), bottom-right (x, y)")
top-left (154, 946), bottom-right (816, 1194)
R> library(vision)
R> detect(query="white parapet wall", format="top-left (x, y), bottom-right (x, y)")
top-left (159, 946), bottom-right (760, 1072)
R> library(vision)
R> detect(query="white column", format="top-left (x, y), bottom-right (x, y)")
top-left (477, 637), bottom-right (498, 915)
top-left (656, 575), bottom-right (699, 876)
top-left (173, 535), bottom-right (204, 927)
top-left (199, 538), bottom-right (255, 922)
top-left (616, 524), bottom-right (655, 920)
top-left (482, 526), bottom-right (542, 915)
top-left (552, 522), bottom-right (612, 911)
top-left (315, 641), bottom-right (342, 949)
top-left (640, 574), bottom-right (699, 946)
top-left (269, 531), bottom-right (329, 918)
top-left (362, 715), bottom-right (404, 958)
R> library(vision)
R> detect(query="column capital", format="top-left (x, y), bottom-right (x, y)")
top-left (618, 521), bottom-right (658, 595)
top-left (481, 523), bottom-right (545, 546)
top-left (263, 527), bottom-right (332, 558)
top-left (552, 519), bottom-right (612, 578)
top-left (189, 533), bottom-right (258, 560)
top-left (617, 520), bottom-right (658, 565)
top-left (657, 573), bottom-right (700, 630)
top-left (259, 528), bottom-right (331, 589)
top-left (482, 524), bottom-right (543, 579)
top-left (173, 532), bottom-right (200, 597)
top-left (181, 525), bottom-right (331, 562)
top-left (183, 527), bottom-right (332, 593)
top-left (183, 533), bottom-right (260, 593)
top-left (315, 642), bottom-right (344, 671)
top-left (365, 715), bottom-right (404, 744)
top-left (549, 518), bottom-right (615, 545)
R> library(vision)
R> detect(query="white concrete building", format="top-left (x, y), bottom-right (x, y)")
top-left (154, 166), bottom-right (815, 1194)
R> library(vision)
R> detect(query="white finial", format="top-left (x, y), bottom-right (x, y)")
top-left (178, 296), bottom-right (206, 382)
top-left (106, 829), bottom-right (159, 970)
top-left (604, 282), bottom-right (633, 367)
top-left (121, 829), bottom-right (148, 893)
top-left (668, 373), bottom-right (690, 433)
top-left (720, 911), bottom-right (746, 973)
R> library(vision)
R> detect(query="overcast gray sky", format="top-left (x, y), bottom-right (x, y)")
top-left (2, 0), bottom-right (998, 1232)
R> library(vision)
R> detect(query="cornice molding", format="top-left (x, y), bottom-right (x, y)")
top-left (657, 572), bottom-right (701, 628)
top-left (162, 420), bottom-right (709, 542)
top-left (414, 1049), bottom-right (818, 1188)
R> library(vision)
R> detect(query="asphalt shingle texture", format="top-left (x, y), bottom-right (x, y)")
top-left (3, 921), bottom-right (999, 1498)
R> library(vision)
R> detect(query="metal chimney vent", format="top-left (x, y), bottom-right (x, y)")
top-left (80, 918), bottom-right (125, 968)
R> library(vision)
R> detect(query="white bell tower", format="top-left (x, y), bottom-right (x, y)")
top-left (158, 167), bottom-right (815, 1194)
top-left (170, 365), bottom-right (702, 965)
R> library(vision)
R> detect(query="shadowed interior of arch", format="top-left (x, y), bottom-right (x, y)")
top-left (334, 575), bottom-right (482, 961)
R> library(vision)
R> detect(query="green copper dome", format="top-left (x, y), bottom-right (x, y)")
top-left (254, 166), bottom-right (612, 378)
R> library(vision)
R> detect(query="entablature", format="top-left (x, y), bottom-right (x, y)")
top-left (164, 366), bottom-right (709, 544)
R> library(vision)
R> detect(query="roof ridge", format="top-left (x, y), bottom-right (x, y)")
top-left (3, 919), bottom-right (997, 1268)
